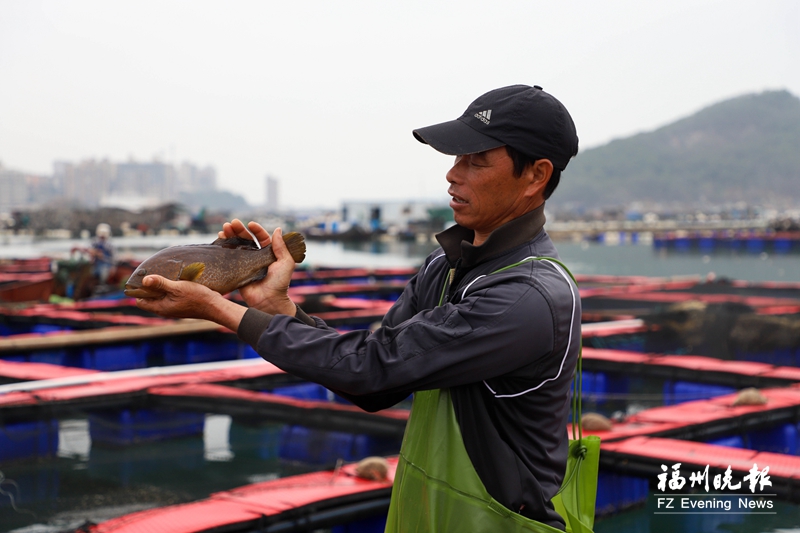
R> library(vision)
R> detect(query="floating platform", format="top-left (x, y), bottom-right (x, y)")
top-left (584, 315), bottom-right (800, 367)
top-left (148, 383), bottom-right (408, 437)
top-left (659, 278), bottom-right (800, 301)
top-left (0, 359), bottom-right (296, 420)
top-left (288, 281), bottom-right (408, 307)
top-left (582, 290), bottom-right (800, 317)
top-left (291, 266), bottom-right (417, 285)
top-left (653, 231), bottom-right (800, 254)
top-left (576, 276), bottom-right (701, 297)
top-left (1, 303), bottom-right (395, 369)
top-left (0, 358), bottom-right (98, 384)
top-left (583, 386), bottom-right (800, 444)
top-left (0, 319), bottom-right (238, 369)
top-left (81, 458), bottom-right (397, 533)
top-left (582, 347), bottom-right (800, 389)
top-left (0, 360), bottom-right (408, 440)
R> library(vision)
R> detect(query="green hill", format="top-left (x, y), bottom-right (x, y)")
top-left (555, 90), bottom-right (800, 207)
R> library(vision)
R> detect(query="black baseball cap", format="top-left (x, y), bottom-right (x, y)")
top-left (413, 84), bottom-right (579, 170)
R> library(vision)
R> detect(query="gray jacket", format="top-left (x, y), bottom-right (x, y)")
top-left (238, 205), bottom-right (581, 529)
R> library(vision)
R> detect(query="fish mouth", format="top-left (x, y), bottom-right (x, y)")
top-left (124, 286), bottom-right (166, 299)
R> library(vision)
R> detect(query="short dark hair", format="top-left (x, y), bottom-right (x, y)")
top-left (505, 146), bottom-right (561, 200)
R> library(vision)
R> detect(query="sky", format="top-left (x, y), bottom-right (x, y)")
top-left (1, 0), bottom-right (798, 209)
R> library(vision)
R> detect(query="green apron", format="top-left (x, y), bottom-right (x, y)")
top-left (384, 257), bottom-right (599, 533)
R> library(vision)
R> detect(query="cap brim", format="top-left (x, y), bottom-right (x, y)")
top-left (413, 117), bottom-right (505, 156)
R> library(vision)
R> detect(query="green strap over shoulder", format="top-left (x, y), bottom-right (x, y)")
top-left (490, 256), bottom-right (584, 443)
top-left (489, 256), bottom-right (599, 532)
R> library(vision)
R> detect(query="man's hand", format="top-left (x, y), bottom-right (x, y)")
top-left (219, 220), bottom-right (297, 317)
top-left (134, 275), bottom-right (246, 332)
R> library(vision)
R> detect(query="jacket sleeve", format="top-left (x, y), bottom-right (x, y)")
top-left (326, 271), bottom-right (422, 411)
top-left (238, 278), bottom-right (556, 412)
top-left (379, 269), bottom-right (420, 327)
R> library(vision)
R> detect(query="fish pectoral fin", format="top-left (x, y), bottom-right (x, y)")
top-left (180, 262), bottom-right (206, 281)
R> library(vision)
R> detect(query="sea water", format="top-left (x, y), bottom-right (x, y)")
top-left (557, 241), bottom-right (800, 283)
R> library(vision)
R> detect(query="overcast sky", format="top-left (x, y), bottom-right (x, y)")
top-left (1, 0), bottom-right (798, 209)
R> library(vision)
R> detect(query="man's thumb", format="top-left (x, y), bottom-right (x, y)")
top-left (272, 228), bottom-right (290, 261)
top-left (143, 275), bottom-right (170, 291)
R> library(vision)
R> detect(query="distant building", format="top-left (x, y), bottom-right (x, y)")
top-left (114, 160), bottom-right (177, 203)
top-left (177, 162), bottom-right (217, 193)
top-left (57, 159), bottom-right (116, 207)
top-left (7, 156), bottom-right (225, 212)
top-left (25, 174), bottom-right (60, 206)
top-left (265, 175), bottom-right (279, 213)
top-left (0, 163), bottom-right (57, 210)
top-left (0, 164), bottom-right (28, 211)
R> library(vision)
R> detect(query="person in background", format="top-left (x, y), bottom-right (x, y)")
top-left (91, 223), bottom-right (115, 285)
top-left (135, 85), bottom-right (581, 532)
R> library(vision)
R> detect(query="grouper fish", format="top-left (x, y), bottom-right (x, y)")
top-left (123, 232), bottom-right (306, 299)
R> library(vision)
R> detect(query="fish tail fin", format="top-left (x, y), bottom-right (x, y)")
top-left (282, 232), bottom-right (306, 264)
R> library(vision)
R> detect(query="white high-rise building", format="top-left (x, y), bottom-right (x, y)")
top-left (265, 175), bottom-right (279, 213)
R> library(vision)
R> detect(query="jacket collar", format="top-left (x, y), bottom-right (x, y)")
top-left (435, 204), bottom-right (546, 268)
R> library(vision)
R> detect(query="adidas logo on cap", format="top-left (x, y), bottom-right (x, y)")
top-left (474, 109), bottom-right (492, 125)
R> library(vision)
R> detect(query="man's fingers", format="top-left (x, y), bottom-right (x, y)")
top-left (225, 218), bottom-right (267, 247)
top-left (230, 219), bottom-right (246, 234)
top-left (220, 219), bottom-right (248, 239)
top-left (221, 222), bottom-right (235, 239)
top-left (231, 219), bottom-right (253, 240)
top-left (247, 221), bottom-right (271, 247)
top-left (219, 220), bottom-right (268, 248)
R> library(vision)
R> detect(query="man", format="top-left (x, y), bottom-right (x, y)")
top-left (136, 84), bottom-right (581, 531)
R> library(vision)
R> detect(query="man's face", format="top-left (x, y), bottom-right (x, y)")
top-left (446, 147), bottom-right (533, 236)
